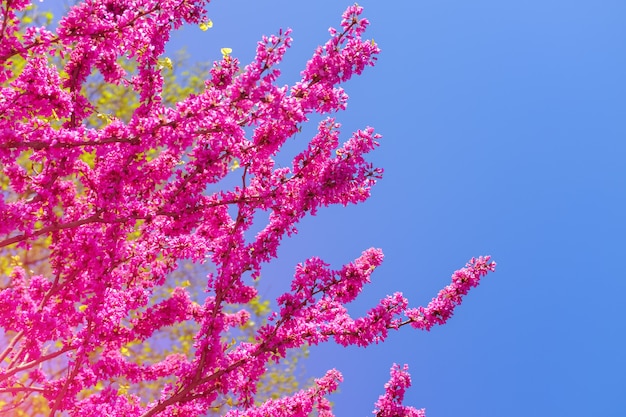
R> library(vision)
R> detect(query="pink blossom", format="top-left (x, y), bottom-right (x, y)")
top-left (373, 364), bottom-right (426, 417)
top-left (406, 257), bottom-right (497, 331)
top-left (0, 2), bottom-right (495, 416)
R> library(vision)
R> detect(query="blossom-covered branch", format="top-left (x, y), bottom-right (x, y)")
top-left (0, 1), bottom-right (495, 416)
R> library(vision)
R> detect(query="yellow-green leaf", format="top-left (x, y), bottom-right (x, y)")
top-left (158, 57), bottom-right (173, 71)
top-left (199, 20), bottom-right (213, 31)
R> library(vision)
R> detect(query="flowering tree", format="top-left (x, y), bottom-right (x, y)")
top-left (1, 5), bottom-right (308, 415)
top-left (0, 1), bottom-right (496, 416)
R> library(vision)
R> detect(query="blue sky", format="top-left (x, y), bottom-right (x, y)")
top-left (46, 1), bottom-right (626, 415)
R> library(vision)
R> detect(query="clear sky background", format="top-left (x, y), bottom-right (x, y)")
top-left (47, 1), bottom-right (626, 416)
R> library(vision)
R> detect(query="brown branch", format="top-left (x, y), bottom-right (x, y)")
top-left (0, 136), bottom-right (140, 150)
top-left (0, 330), bottom-right (24, 365)
top-left (0, 385), bottom-right (45, 394)
top-left (1, 344), bottom-right (74, 383)
top-left (0, 214), bottom-right (100, 249)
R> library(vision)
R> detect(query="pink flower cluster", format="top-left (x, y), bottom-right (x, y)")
top-left (373, 364), bottom-right (426, 417)
top-left (406, 256), bottom-right (497, 331)
top-left (0, 1), bottom-right (495, 416)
